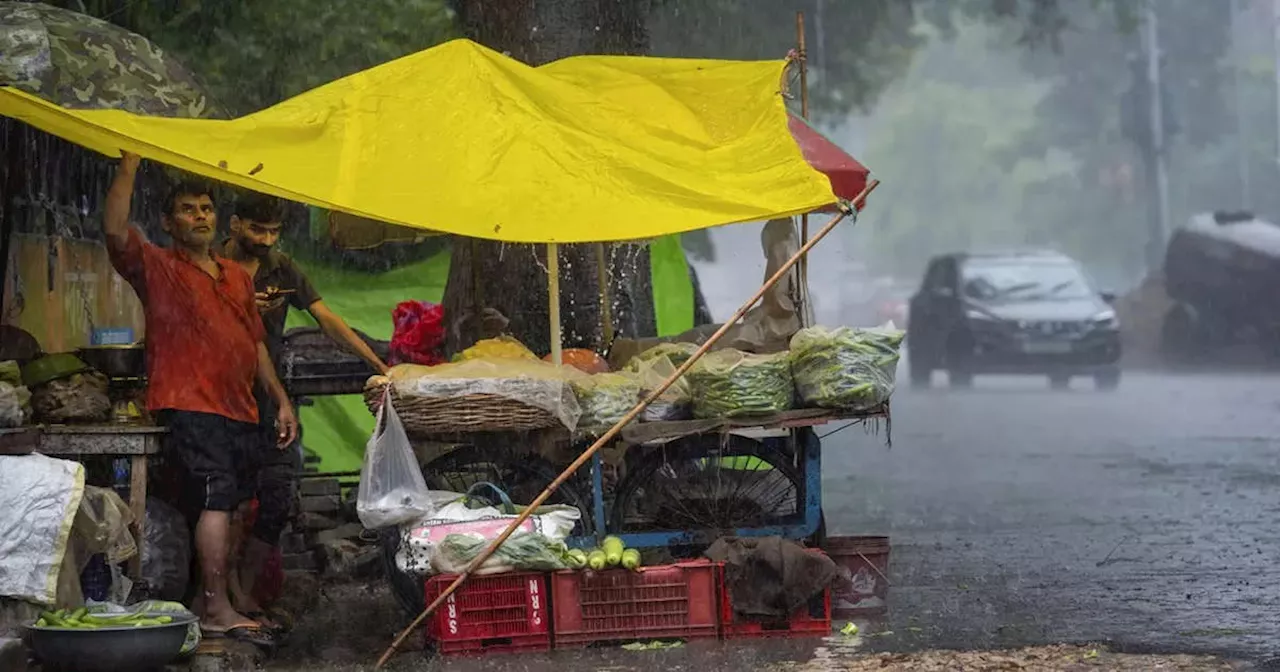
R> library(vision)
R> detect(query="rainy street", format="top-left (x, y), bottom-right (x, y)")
top-left (267, 366), bottom-right (1280, 671)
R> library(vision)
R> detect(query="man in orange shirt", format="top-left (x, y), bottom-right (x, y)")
top-left (104, 151), bottom-right (297, 648)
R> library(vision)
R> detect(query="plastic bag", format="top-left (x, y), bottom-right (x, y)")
top-left (572, 372), bottom-right (640, 428)
top-left (141, 497), bottom-right (191, 602)
top-left (389, 300), bottom-right (446, 366)
top-left (624, 342), bottom-right (699, 371)
top-left (395, 484), bottom-right (580, 577)
top-left (356, 388), bottom-right (435, 529)
top-left (633, 355), bottom-right (692, 422)
top-left (687, 350), bottom-right (794, 419)
top-left (789, 325), bottom-right (903, 410)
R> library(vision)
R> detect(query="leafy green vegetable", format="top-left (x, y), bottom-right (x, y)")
top-left (686, 350), bottom-right (793, 419)
top-left (571, 372), bottom-right (641, 427)
top-left (437, 532), bottom-right (573, 572)
top-left (624, 342), bottom-right (699, 372)
top-left (789, 326), bottom-right (903, 410)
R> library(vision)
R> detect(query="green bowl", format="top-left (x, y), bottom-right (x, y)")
top-left (21, 353), bottom-right (90, 388)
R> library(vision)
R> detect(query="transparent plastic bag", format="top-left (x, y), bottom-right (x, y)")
top-left (789, 325), bottom-right (903, 410)
top-left (687, 350), bottom-right (794, 419)
top-left (356, 388), bottom-right (435, 529)
top-left (572, 372), bottom-right (640, 428)
top-left (633, 355), bottom-right (692, 422)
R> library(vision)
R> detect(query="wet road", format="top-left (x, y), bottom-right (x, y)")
top-left (278, 368), bottom-right (1280, 670)
top-left (828, 368), bottom-right (1280, 662)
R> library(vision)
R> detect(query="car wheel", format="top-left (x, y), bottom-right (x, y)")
top-left (1094, 367), bottom-right (1121, 391)
top-left (946, 332), bottom-right (974, 389)
top-left (1049, 374), bottom-right (1071, 390)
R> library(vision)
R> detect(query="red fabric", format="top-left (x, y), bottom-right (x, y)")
top-left (788, 112), bottom-right (871, 209)
top-left (241, 499), bottom-right (284, 606)
top-left (108, 227), bottom-right (265, 424)
top-left (389, 300), bottom-right (446, 366)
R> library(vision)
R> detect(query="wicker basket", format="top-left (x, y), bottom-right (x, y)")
top-left (364, 385), bottom-right (560, 435)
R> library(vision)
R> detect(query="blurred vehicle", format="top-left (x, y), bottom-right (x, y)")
top-left (906, 250), bottom-right (1121, 390)
top-left (1161, 211), bottom-right (1280, 363)
top-left (872, 280), bottom-right (911, 329)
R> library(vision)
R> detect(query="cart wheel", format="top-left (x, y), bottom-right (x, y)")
top-left (609, 434), bottom-right (805, 555)
top-left (381, 444), bottom-right (595, 617)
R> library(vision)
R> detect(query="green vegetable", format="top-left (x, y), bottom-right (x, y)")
top-left (621, 548), bottom-right (641, 570)
top-left (35, 618), bottom-right (47, 627)
top-left (602, 536), bottom-right (625, 567)
top-left (789, 326), bottom-right (903, 410)
top-left (566, 548), bottom-right (588, 569)
top-left (687, 350), bottom-right (794, 419)
top-left (572, 373), bottom-right (641, 428)
top-left (438, 533), bottom-right (573, 572)
top-left (625, 343), bottom-right (699, 372)
top-left (587, 549), bottom-right (607, 570)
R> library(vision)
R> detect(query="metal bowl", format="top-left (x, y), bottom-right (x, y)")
top-left (77, 344), bottom-right (146, 379)
top-left (25, 614), bottom-right (196, 672)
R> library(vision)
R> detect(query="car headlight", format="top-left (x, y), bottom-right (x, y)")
top-left (1091, 309), bottom-right (1118, 328)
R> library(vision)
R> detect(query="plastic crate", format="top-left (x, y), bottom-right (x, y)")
top-left (423, 572), bottom-right (551, 655)
top-left (719, 565), bottom-right (833, 639)
top-left (551, 560), bottom-right (721, 648)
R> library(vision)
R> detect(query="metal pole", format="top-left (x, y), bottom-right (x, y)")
top-left (547, 243), bottom-right (562, 366)
top-left (1234, 0), bottom-right (1253, 206)
top-left (796, 11), bottom-right (812, 327)
top-left (1144, 0), bottom-right (1171, 269)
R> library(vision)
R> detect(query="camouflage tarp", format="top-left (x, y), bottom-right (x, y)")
top-left (0, 1), bottom-right (224, 118)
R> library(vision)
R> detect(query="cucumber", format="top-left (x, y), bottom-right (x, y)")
top-left (621, 548), bottom-right (641, 570)
top-left (602, 536), bottom-right (625, 567)
top-left (587, 549), bottom-right (607, 570)
top-left (566, 548), bottom-right (588, 569)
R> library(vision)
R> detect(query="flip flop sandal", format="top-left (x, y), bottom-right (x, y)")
top-left (242, 611), bottom-right (288, 635)
top-left (202, 624), bottom-right (277, 652)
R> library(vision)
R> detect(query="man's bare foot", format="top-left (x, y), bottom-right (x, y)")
top-left (201, 604), bottom-right (259, 633)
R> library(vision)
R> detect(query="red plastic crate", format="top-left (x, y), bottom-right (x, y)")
top-left (719, 564), bottom-right (833, 639)
top-left (423, 572), bottom-right (551, 655)
top-left (551, 560), bottom-right (721, 647)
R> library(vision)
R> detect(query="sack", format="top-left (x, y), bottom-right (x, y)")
top-left (395, 483), bottom-right (580, 576)
top-left (356, 388), bottom-right (435, 528)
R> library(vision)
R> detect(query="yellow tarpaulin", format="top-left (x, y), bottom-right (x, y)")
top-left (0, 38), bottom-right (836, 243)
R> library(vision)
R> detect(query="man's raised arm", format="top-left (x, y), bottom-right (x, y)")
top-left (104, 152), bottom-right (141, 253)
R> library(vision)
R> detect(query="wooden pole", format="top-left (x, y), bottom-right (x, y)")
top-left (547, 243), bottom-right (563, 366)
top-left (595, 242), bottom-right (614, 347)
top-left (796, 11), bottom-right (813, 327)
top-left (374, 179), bottom-right (878, 669)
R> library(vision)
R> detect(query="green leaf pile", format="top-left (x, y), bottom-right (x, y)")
top-left (687, 349), bottom-right (793, 419)
top-left (789, 326), bottom-right (903, 410)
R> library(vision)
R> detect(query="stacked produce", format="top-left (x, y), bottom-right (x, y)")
top-left (566, 536), bottom-right (642, 571)
top-left (453, 335), bottom-right (539, 362)
top-left (571, 372), bottom-right (641, 427)
top-left (35, 607), bottom-right (175, 629)
top-left (686, 350), bottom-right (794, 419)
top-left (631, 354), bottom-right (691, 421)
top-left (435, 532), bottom-right (577, 574)
top-left (623, 342), bottom-right (698, 371)
top-left (789, 326), bottom-right (903, 410)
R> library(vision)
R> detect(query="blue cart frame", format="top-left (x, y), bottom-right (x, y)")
top-left (567, 408), bottom-right (886, 549)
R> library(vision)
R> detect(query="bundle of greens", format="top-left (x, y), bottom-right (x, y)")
top-left (571, 372), bottom-right (641, 427)
top-left (633, 354), bottom-right (692, 421)
top-left (789, 326), bottom-right (904, 410)
top-left (687, 349), bottom-right (794, 419)
top-left (434, 532), bottom-right (574, 574)
top-left (624, 342), bottom-right (699, 372)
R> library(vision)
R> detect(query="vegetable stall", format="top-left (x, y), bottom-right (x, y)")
top-left (1, 24), bottom-right (899, 665)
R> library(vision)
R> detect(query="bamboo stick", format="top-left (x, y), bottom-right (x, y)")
top-left (595, 242), bottom-right (613, 347)
top-left (547, 242), bottom-right (562, 366)
top-left (374, 180), bottom-right (878, 668)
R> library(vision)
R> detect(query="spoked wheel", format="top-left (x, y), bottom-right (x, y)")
top-left (609, 434), bottom-right (804, 556)
top-left (381, 444), bottom-right (595, 616)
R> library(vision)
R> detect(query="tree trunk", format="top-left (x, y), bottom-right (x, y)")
top-left (444, 0), bottom-right (658, 357)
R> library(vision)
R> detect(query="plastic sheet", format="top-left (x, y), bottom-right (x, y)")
top-left (373, 357), bottom-right (585, 431)
top-left (687, 350), bottom-right (794, 419)
top-left (572, 372), bottom-right (641, 428)
top-left (789, 325), bottom-right (903, 410)
top-left (633, 355), bottom-right (692, 422)
top-left (141, 497), bottom-right (191, 602)
top-left (356, 389), bottom-right (436, 529)
top-left (0, 454), bottom-right (85, 604)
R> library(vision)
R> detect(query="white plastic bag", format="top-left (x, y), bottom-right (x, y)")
top-left (356, 388), bottom-right (435, 529)
top-left (394, 484), bottom-right (580, 577)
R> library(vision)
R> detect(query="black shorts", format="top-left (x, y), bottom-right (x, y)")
top-left (158, 410), bottom-right (261, 516)
top-left (252, 427), bottom-right (300, 545)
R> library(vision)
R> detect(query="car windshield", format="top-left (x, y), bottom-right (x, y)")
top-left (960, 258), bottom-right (1093, 302)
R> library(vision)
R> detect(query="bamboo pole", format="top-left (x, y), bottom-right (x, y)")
top-left (547, 242), bottom-right (563, 366)
top-left (595, 242), bottom-right (614, 347)
top-left (374, 179), bottom-right (877, 668)
top-left (796, 11), bottom-right (812, 327)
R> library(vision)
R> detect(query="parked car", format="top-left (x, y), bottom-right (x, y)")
top-left (906, 250), bottom-right (1121, 390)
top-left (1161, 211), bottom-right (1280, 362)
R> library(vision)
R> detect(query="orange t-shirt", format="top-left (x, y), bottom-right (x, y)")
top-left (108, 227), bottom-right (265, 424)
